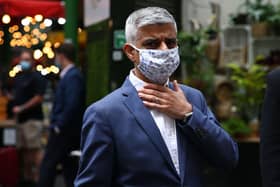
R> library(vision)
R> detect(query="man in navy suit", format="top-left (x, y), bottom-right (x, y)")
top-left (260, 68), bottom-right (280, 187)
top-left (75, 7), bottom-right (238, 187)
top-left (38, 42), bottom-right (85, 187)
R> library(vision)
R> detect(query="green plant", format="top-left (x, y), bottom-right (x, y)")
top-left (178, 28), bottom-right (216, 98)
top-left (229, 1), bottom-right (251, 25)
top-left (231, 0), bottom-right (275, 24)
top-left (230, 13), bottom-right (249, 25)
top-left (178, 29), bottom-right (208, 66)
top-left (221, 117), bottom-right (251, 137)
top-left (178, 15), bottom-right (219, 65)
top-left (227, 63), bottom-right (267, 121)
top-left (268, 14), bottom-right (280, 25)
top-left (267, 3), bottom-right (280, 35)
top-left (246, 0), bottom-right (275, 23)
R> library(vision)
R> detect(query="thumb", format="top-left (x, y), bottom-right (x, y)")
top-left (173, 80), bottom-right (180, 92)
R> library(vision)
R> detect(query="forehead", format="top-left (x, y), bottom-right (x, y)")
top-left (135, 23), bottom-right (176, 41)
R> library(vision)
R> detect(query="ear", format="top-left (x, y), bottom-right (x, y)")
top-left (123, 43), bottom-right (138, 63)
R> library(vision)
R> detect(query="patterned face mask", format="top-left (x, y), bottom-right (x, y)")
top-left (131, 45), bottom-right (180, 85)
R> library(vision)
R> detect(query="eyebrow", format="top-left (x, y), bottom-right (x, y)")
top-left (142, 38), bottom-right (159, 46)
top-left (142, 37), bottom-right (177, 44)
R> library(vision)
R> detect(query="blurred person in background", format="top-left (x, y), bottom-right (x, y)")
top-left (38, 42), bottom-right (85, 187)
top-left (11, 47), bottom-right (47, 186)
top-left (260, 68), bottom-right (280, 187)
top-left (75, 7), bottom-right (238, 187)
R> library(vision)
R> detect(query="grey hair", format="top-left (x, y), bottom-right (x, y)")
top-left (125, 7), bottom-right (177, 44)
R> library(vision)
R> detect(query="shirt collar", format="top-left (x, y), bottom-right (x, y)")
top-left (129, 69), bottom-right (147, 91)
top-left (60, 64), bottom-right (74, 78)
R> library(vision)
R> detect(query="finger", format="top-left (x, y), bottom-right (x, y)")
top-left (142, 101), bottom-right (168, 110)
top-left (138, 93), bottom-right (166, 105)
top-left (138, 88), bottom-right (166, 99)
top-left (173, 80), bottom-right (180, 92)
top-left (138, 93), bottom-right (155, 103)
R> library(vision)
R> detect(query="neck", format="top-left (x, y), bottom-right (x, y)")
top-left (61, 61), bottom-right (73, 70)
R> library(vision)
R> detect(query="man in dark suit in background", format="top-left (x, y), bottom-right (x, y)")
top-left (38, 42), bottom-right (86, 187)
top-left (75, 7), bottom-right (238, 187)
top-left (260, 68), bottom-right (280, 187)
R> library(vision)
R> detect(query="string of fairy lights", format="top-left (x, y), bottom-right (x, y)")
top-left (1, 14), bottom-right (67, 77)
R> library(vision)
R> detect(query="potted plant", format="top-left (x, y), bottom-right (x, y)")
top-left (268, 14), bottom-right (280, 36)
top-left (229, 1), bottom-right (251, 25)
top-left (268, 3), bottom-right (280, 36)
top-left (178, 29), bottom-right (208, 70)
top-left (227, 63), bottom-right (267, 135)
top-left (231, 0), bottom-right (275, 37)
top-left (178, 28), bottom-right (207, 85)
top-left (227, 63), bottom-right (267, 137)
top-left (178, 27), bottom-right (216, 99)
top-left (230, 13), bottom-right (250, 25)
top-left (247, 0), bottom-right (275, 37)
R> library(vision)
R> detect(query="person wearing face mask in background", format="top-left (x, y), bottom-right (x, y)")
top-left (10, 47), bottom-right (47, 187)
top-left (75, 7), bottom-right (238, 187)
top-left (37, 42), bottom-right (86, 187)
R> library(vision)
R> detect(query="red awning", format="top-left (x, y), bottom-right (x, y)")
top-left (0, 0), bottom-right (65, 18)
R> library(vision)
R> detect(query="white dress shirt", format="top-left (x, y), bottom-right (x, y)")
top-left (129, 70), bottom-right (180, 174)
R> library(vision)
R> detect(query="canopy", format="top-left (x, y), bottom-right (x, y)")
top-left (0, 0), bottom-right (65, 18)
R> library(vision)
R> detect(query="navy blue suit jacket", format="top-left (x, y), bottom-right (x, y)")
top-left (51, 66), bottom-right (85, 136)
top-left (75, 78), bottom-right (238, 187)
top-left (260, 68), bottom-right (280, 187)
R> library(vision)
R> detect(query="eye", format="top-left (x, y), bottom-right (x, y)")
top-left (165, 39), bottom-right (178, 49)
top-left (142, 39), bottom-right (160, 49)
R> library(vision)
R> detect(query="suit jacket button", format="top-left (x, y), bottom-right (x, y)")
top-left (195, 128), bottom-right (205, 138)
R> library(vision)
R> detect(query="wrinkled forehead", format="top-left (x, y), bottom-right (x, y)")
top-left (135, 23), bottom-right (177, 40)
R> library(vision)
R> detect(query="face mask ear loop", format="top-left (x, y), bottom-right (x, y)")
top-left (129, 44), bottom-right (141, 52)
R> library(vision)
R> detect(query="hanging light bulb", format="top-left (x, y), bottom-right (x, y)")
top-left (2, 14), bottom-right (11, 24)
top-left (58, 17), bottom-right (66, 25)
top-left (21, 17), bottom-right (30, 26)
top-left (44, 19), bottom-right (53, 27)
top-left (35, 14), bottom-right (43, 22)
top-left (33, 49), bottom-right (43, 60)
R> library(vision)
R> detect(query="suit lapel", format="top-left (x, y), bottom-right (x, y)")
top-left (169, 82), bottom-right (187, 183)
top-left (176, 125), bottom-right (187, 184)
top-left (121, 79), bottom-right (179, 176)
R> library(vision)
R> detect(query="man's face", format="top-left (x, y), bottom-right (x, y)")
top-left (136, 23), bottom-right (177, 49)
top-left (20, 51), bottom-right (32, 64)
top-left (124, 23), bottom-right (177, 66)
top-left (122, 23), bottom-right (178, 83)
top-left (55, 53), bottom-right (64, 67)
top-left (55, 53), bottom-right (61, 63)
top-left (19, 51), bottom-right (33, 71)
